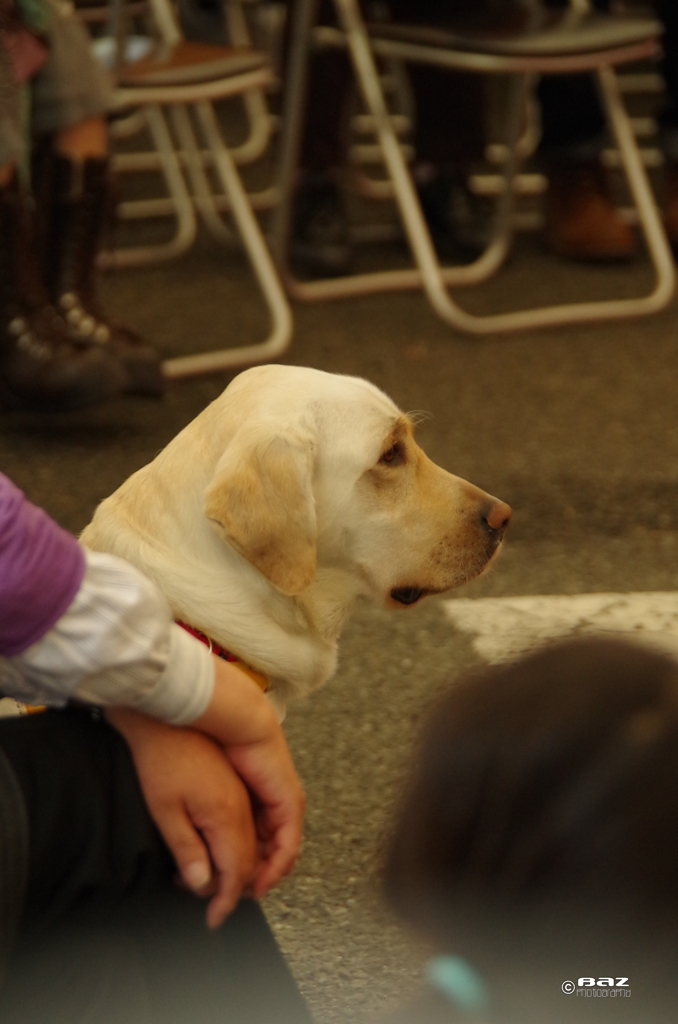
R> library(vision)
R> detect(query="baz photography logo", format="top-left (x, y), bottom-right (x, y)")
top-left (562, 978), bottom-right (631, 998)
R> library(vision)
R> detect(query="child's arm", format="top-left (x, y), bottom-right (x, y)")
top-left (106, 706), bottom-right (258, 928)
top-left (106, 656), bottom-right (305, 925)
top-left (191, 657), bottom-right (306, 900)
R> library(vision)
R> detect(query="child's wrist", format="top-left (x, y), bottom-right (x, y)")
top-left (191, 657), bottom-right (277, 747)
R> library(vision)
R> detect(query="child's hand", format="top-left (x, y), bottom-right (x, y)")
top-left (227, 727), bottom-right (305, 898)
top-left (106, 707), bottom-right (258, 928)
top-left (191, 658), bottom-right (306, 897)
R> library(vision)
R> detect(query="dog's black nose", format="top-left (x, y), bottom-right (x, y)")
top-left (481, 500), bottom-right (512, 538)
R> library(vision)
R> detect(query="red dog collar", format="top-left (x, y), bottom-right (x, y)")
top-left (176, 620), bottom-right (269, 693)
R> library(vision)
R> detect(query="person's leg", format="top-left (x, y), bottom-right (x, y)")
top-left (539, 73), bottom-right (637, 261)
top-left (0, 746), bottom-right (28, 982)
top-left (283, 0), bottom-right (354, 277)
top-left (384, 0), bottom-right (486, 171)
top-left (289, 0), bottom-right (493, 273)
top-left (289, 0), bottom-right (522, 272)
top-left (389, 0), bottom-right (634, 262)
top-left (4, 893), bottom-right (314, 1024)
top-left (177, 0), bottom-right (226, 44)
top-left (653, 0), bottom-right (678, 244)
top-left (290, 41), bottom-right (354, 277)
top-left (0, 706), bottom-right (172, 1018)
top-left (376, 0), bottom-right (514, 263)
top-left (0, 708), bottom-right (314, 1024)
top-left (538, 0), bottom-right (636, 260)
top-left (55, 115), bottom-right (108, 161)
top-left (0, 708), bottom-right (171, 935)
top-left (29, 6), bottom-right (164, 396)
top-left (654, 0), bottom-right (678, 136)
top-left (0, 50), bottom-right (127, 410)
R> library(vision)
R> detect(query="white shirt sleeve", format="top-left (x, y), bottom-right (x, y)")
top-left (0, 547), bottom-right (215, 725)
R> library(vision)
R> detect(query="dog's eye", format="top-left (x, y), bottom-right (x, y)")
top-left (379, 443), bottom-right (404, 466)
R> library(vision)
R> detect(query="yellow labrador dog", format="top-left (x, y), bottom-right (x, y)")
top-left (82, 366), bottom-right (510, 716)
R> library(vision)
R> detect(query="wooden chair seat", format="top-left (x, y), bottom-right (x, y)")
top-left (117, 41), bottom-right (269, 87)
top-left (368, 11), bottom-right (661, 59)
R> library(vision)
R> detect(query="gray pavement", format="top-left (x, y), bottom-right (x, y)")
top-left (2, 229), bottom-right (678, 1022)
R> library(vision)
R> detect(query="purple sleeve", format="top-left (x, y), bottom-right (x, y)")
top-left (0, 473), bottom-right (85, 657)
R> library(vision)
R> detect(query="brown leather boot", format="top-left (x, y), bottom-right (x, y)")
top-left (35, 152), bottom-right (165, 397)
top-left (545, 161), bottom-right (637, 261)
top-left (0, 173), bottom-right (129, 411)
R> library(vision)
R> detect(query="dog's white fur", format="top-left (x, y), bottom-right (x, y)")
top-left (82, 366), bottom-right (509, 714)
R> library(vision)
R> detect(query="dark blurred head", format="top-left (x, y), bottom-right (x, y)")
top-left (384, 638), bottom-right (678, 1021)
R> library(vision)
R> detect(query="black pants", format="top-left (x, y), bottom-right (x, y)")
top-left (295, 0), bottom-right (488, 172)
top-left (0, 708), bottom-right (313, 1024)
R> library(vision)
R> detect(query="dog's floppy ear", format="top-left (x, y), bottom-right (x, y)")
top-left (204, 423), bottom-right (317, 596)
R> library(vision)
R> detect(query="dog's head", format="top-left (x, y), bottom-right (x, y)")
top-left (203, 366), bottom-right (510, 606)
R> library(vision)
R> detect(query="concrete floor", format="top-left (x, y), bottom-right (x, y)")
top-left (3, 225), bottom-right (678, 1022)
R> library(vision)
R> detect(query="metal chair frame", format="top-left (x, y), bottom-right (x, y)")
top-left (101, 0), bottom-right (280, 258)
top-left (100, 0), bottom-right (292, 378)
top-left (271, 0), bottom-right (676, 335)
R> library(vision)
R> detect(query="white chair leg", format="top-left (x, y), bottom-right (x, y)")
top-left (230, 89), bottom-right (275, 164)
top-left (596, 64), bottom-right (675, 314)
top-left (99, 104), bottom-right (197, 270)
top-left (162, 100), bottom-right (292, 378)
top-left (168, 104), bottom-right (278, 244)
top-left (224, 0), bottom-right (275, 164)
top-left (168, 104), bottom-right (237, 244)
